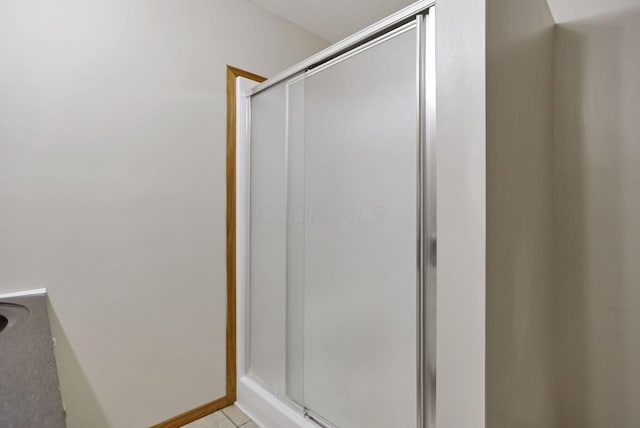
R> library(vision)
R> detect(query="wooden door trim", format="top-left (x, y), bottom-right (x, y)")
top-left (151, 65), bottom-right (265, 428)
top-left (224, 66), bottom-right (265, 406)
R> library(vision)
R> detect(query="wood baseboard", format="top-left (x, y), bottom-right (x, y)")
top-left (150, 396), bottom-right (233, 428)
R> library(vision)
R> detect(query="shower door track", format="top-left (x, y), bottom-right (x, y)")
top-left (245, 0), bottom-right (436, 97)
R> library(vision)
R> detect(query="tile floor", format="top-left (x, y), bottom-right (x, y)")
top-left (183, 405), bottom-right (258, 428)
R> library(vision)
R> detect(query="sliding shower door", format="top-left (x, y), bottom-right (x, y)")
top-left (248, 10), bottom-right (434, 428)
top-left (293, 23), bottom-right (418, 428)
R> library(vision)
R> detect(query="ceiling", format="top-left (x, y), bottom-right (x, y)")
top-left (548, 0), bottom-right (640, 23)
top-left (250, 0), bottom-right (640, 43)
top-left (248, 0), bottom-right (414, 42)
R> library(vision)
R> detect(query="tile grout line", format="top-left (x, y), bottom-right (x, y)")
top-left (221, 405), bottom-right (254, 427)
top-left (220, 409), bottom-right (240, 427)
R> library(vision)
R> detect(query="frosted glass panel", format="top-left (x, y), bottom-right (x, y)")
top-left (249, 22), bottom-right (420, 428)
top-left (300, 26), bottom-right (418, 428)
top-left (249, 82), bottom-right (288, 395)
top-left (286, 78), bottom-right (306, 404)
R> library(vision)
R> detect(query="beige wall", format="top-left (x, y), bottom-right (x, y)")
top-left (436, 1), bottom-right (486, 426)
top-left (554, 8), bottom-right (640, 428)
top-left (486, 3), bottom-right (640, 427)
top-left (0, 1), bottom-right (328, 427)
top-left (485, 0), bottom-right (556, 427)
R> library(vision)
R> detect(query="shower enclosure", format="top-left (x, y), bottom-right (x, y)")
top-left (238, 2), bottom-right (435, 427)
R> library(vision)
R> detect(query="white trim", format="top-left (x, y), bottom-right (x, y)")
top-left (236, 76), bottom-right (254, 380)
top-left (237, 376), bottom-right (317, 428)
top-left (0, 288), bottom-right (47, 299)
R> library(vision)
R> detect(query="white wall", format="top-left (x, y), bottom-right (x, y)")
top-left (485, 0), bottom-right (556, 427)
top-left (436, 1), bottom-right (486, 426)
top-left (554, 8), bottom-right (640, 428)
top-left (0, 1), bottom-right (328, 427)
